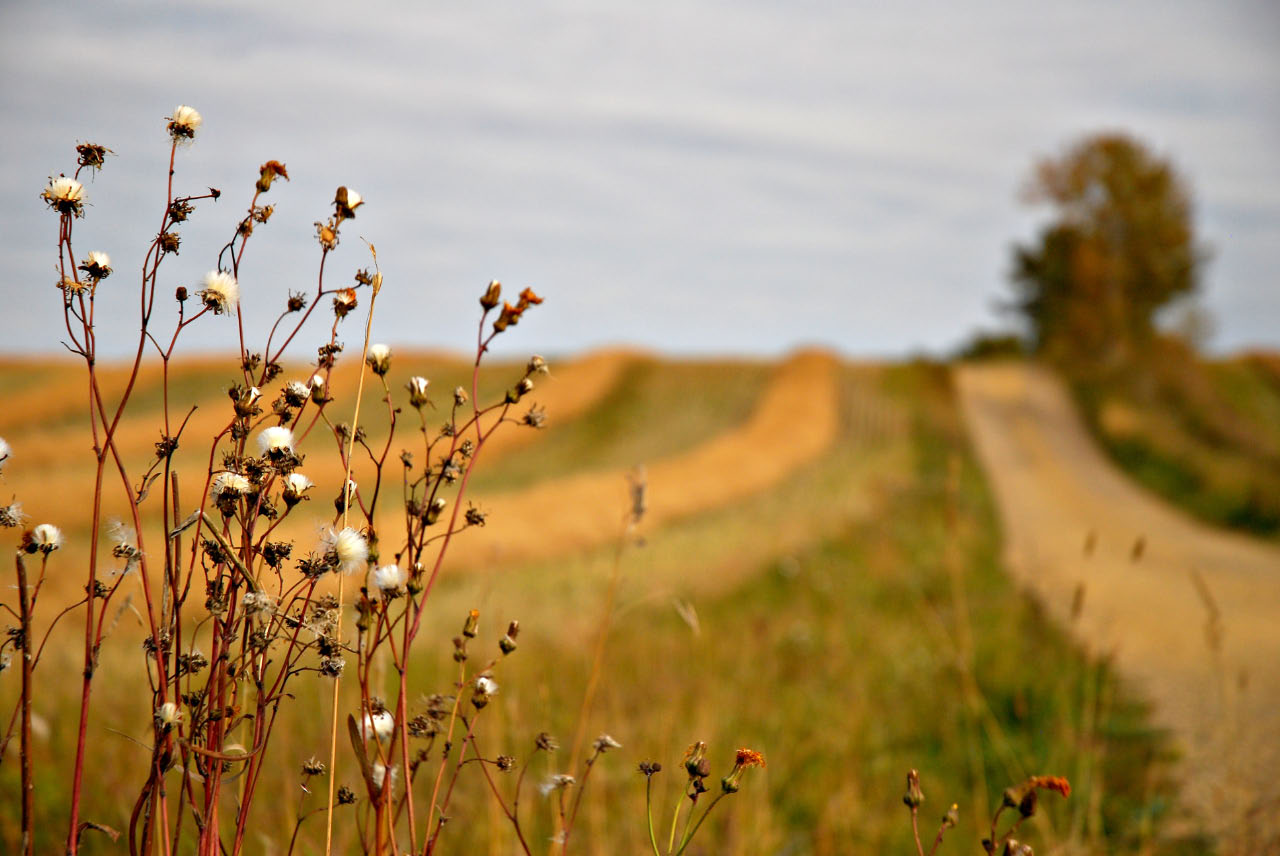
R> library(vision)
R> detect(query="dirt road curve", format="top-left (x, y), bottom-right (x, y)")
top-left (955, 362), bottom-right (1280, 846)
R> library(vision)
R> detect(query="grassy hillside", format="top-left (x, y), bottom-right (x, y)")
top-left (0, 355), bottom-right (1190, 853)
top-left (1072, 340), bottom-right (1280, 537)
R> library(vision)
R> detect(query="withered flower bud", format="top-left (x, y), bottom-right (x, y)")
top-left (536, 732), bottom-right (559, 752)
top-left (175, 286), bottom-right (189, 303)
top-left (462, 608), bottom-right (480, 638)
top-left (943, 803), bottom-right (959, 829)
top-left (76, 142), bottom-right (112, 171)
top-left (406, 376), bottom-right (430, 408)
top-left (499, 620), bottom-right (519, 655)
top-left (257, 160), bottom-right (289, 193)
top-left (465, 505), bottom-right (488, 527)
top-left (287, 291), bottom-right (307, 312)
top-left (337, 785), bottom-right (356, 805)
top-left (333, 288), bottom-right (358, 318)
top-left (453, 386), bottom-right (468, 407)
top-left (903, 769), bottom-right (924, 809)
top-left (334, 186), bottom-right (363, 220)
top-left (480, 279), bottom-right (502, 310)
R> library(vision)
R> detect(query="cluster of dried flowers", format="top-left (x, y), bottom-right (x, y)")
top-left (4, 104), bottom-right (624, 856)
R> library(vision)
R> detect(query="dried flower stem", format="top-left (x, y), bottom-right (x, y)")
top-left (324, 254), bottom-right (383, 856)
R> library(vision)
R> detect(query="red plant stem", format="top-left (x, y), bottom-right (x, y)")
top-left (16, 554), bottom-right (34, 856)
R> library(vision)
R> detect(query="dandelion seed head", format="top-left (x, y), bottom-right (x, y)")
top-left (257, 425), bottom-right (294, 456)
top-left (320, 526), bottom-right (368, 574)
top-left (373, 563), bottom-right (406, 592)
top-left (168, 105), bottom-right (202, 140)
top-left (211, 471), bottom-right (251, 497)
top-left (42, 176), bottom-right (85, 216)
top-left (199, 270), bottom-right (239, 314)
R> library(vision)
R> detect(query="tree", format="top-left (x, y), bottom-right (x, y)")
top-left (1009, 133), bottom-right (1204, 367)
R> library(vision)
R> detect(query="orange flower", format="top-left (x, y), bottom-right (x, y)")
top-left (1028, 775), bottom-right (1071, 799)
top-left (735, 748), bottom-right (766, 768)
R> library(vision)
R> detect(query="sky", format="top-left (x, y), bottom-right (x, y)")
top-left (2, 0), bottom-right (1277, 360)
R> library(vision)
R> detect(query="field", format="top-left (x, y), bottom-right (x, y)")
top-left (0, 350), bottom-right (1209, 854)
top-left (1072, 341), bottom-right (1280, 539)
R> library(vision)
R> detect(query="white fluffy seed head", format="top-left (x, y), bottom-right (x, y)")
top-left (257, 425), bottom-right (294, 456)
top-left (200, 270), bottom-right (239, 314)
top-left (361, 709), bottom-right (395, 742)
top-left (169, 105), bottom-right (202, 138)
top-left (321, 526), bottom-right (368, 574)
top-left (31, 523), bottom-right (63, 553)
top-left (366, 343), bottom-right (392, 376)
top-left (211, 471), bottom-right (251, 497)
top-left (373, 563), bottom-right (406, 591)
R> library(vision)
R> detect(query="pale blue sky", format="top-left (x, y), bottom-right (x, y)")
top-left (3, 0), bottom-right (1277, 359)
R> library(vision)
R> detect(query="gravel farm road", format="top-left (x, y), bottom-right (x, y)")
top-left (955, 362), bottom-right (1280, 850)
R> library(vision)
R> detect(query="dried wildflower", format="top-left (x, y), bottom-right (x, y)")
top-left (472, 674), bottom-right (498, 709)
top-left (257, 160), bottom-right (289, 192)
top-left (332, 288), bottom-right (358, 317)
top-left (337, 785), bottom-right (356, 805)
top-left (453, 386), bottom-right (468, 407)
top-left (157, 231), bottom-right (181, 255)
top-left (76, 142), bottom-right (111, 171)
top-left (421, 496), bottom-right (446, 525)
top-left (320, 655), bottom-right (345, 678)
top-left (1003, 775), bottom-right (1071, 820)
top-left (370, 761), bottom-right (397, 793)
top-left (283, 380), bottom-right (309, 407)
top-left (0, 437), bottom-right (8, 470)
top-left (522, 404), bottom-right (546, 429)
top-left (373, 563), bottom-right (406, 593)
top-left (334, 479), bottom-right (359, 513)
top-left (499, 620), bottom-right (519, 655)
top-left (281, 472), bottom-right (313, 507)
top-left (480, 279), bottom-right (502, 310)
top-left (287, 290), bottom-right (307, 312)
top-left (168, 198), bottom-right (194, 222)
top-left (465, 504), bottom-right (488, 527)
top-left (943, 803), bottom-right (959, 829)
top-left (0, 502), bottom-right (25, 529)
top-left (315, 218), bottom-right (339, 250)
top-left (155, 701), bottom-right (183, 731)
top-left (319, 526), bottom-right (369, 574)
top-left (302, 757), bottom-right (327, 777)
top-left (638, 761), bottom-right (662, 777)
top-left (496, 755), bottom-right (516, 772)
top-left (366, 343), bottom-right (391, 376)
top-left (462, 609), bottom-right (480, 638)
top-left (242, 591), bottom-right (276, 618)
top-left (199, 270), bottom-right (239, 314)
top-left (361, 709), bottom-right (396, 743)
top-left (23, 523), bottom-right (63, 555)
top-left (684, 742), bottom-right (710, 780)
top-left (79, 251), bottom-right (112, 281)
top-left (257, 425), bottom-right (294, 459)
top-left (527, 354), bottom-right (549, 375)
top-left (540, 774), bottom-right (575, 796)
top-left (168, 104), bottom-right (202, 140)
top-left (721, 748), bottom-right (766, 793)
top-left (903, 768), bottom-right (924, 808)
top-left (334, 186), bottom-right (363, 219)
top-left (536, 732), bottom-right (559, 752)
top-left (42, 175), bottom-right (85, 217)
top-left (309, 373), bottom-right (328, 404)
top-left (211, 471), bottom-right (251, 498)
top-left (109, 520), bottom-right (141, 564)
top-left (406, 376), bottom-right (430, 408)
top-left (593, 734), bottom-right (622, 753)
